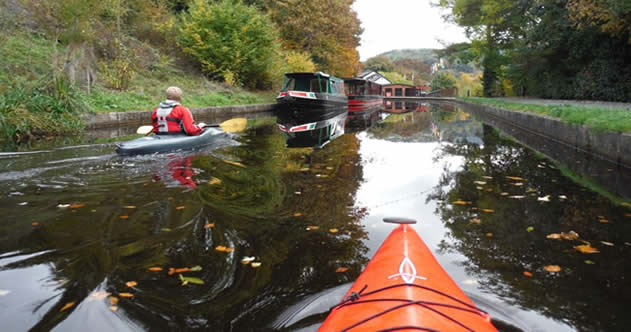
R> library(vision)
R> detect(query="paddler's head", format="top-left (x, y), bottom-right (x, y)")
top-left (166, 86), bottom-right (183, 102)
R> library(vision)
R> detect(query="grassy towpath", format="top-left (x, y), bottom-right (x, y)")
top-left (461, 97), bottom-right (631, 133)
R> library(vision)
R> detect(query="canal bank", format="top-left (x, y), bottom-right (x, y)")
top-left (83, 103), bottom-right (277, 129)
top-left (449, 99), bottom-right (631, 169)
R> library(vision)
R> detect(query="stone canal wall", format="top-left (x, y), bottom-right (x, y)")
top-left (451, 100), bottom-right (631, 168)
top-left (84, 103), bottom-right (276, 129)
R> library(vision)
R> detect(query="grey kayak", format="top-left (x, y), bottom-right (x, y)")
top-left (115, 127), bottom-right (228, 155)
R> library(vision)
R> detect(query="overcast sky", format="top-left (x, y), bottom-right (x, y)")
top-left (353, 0), bottom-right (469, 61)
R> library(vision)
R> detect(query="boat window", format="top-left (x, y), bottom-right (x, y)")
top-left (282, 77), bottom-right (295, 91)
top-left (310, 79), bottom-right (328, 93)
top-left (395, 88), bottom-right (402, 96)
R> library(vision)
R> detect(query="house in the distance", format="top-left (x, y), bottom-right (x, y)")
top-left (358, 71), bottom-right (391, 85)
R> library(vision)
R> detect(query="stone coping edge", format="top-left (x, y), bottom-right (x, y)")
top-left (450, 100), bottom-right (631, 168)
top-left (83, 103), bottom-right (276, 129)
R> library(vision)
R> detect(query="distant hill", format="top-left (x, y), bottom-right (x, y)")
top-left (378, 49), bottom-right (439, 65)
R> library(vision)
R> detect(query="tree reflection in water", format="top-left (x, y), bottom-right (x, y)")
top-left (428, 125), bottom-right (631, 331)
top-left (0, 122), bottom-right (368, 331)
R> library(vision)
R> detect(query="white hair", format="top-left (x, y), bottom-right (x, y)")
top-left (166, 86), bottom-right (183, 101)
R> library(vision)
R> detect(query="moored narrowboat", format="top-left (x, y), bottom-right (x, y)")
top-left (276, 72), bottom-right (348, 117)
top-left (343, 78), bottom-right (383, 115)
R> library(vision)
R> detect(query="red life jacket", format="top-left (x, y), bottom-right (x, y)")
top-left (152, 101), bottom-right (184, 134)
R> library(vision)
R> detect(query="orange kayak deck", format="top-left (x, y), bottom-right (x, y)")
top-left (319, 223), bottom-right (498, 331)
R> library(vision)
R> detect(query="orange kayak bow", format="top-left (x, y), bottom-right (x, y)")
top-left (319, 218), bottom-right (498, 331)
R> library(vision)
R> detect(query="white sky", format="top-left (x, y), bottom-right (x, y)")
top-left (353, 0), bottom-right (469, 61)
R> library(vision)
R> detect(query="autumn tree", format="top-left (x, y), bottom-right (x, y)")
top-left (431, 71), bottom-right (457, 91)
top-left (178, 0), bottom-right (279, 88)
top-left (568, 0), bottom-right (631, 43)
top-left (265, 0), bottom-right (362, 77)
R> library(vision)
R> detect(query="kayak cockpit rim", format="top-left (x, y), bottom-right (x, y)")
top-left (383, 217), bottom-right (417, 224)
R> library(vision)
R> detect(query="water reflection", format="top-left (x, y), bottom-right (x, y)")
top-left (383, 100), bottom-right (428, 114)
top-left (0, 103), bottom-right (630, 331)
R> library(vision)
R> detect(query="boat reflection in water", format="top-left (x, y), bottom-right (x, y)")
top-left (276, 72), bottom-right (348, 148)
top-left (383, 100), bottom-right (429, 114)
top-left (345, 107), bottom-right (382, 132)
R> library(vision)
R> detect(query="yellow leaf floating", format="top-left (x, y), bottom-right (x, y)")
top-left (251, 262), bottom-right (262, 268)
top-left (126, 281), bottom-right (137, 288)
top-left (123, 206), bottom-right (136, 209)
top-left (574, 244), bottom-right (600, 254)
top-left (223, 159), bottom-right (246, 168)
top-left (89, 291), bottom-right (111, 300)
top-left (306, 226), bottom-right (320, 231)
top-left (506, 176), bottom-right (525, 181)
top-left (208, 177), bottom-right (222, 185)
top-left (599, 219), bottom-right (609, 223)
top-left (473, 181), bottom-right (486, 185)
top-left (70, 203), bottom-right (85, 209)
top-left (109, 306), bottom-right (118, 312)
top-left (486, 233), bottom-right (493, 237)
top-left (148, 267), bottom-right (163, 272)
top-left (204, 223), bottom-right (216, 229)
top-left (109, 297), bottom-right (119, 305)
top-left (32, 222), bottom-right (39, 226)
top-left (523, 271), bottom-right (533, 277)
top-left (241, 256), bottom-right (255, 264)
top-left (176, 206), bottom-right (186, 210)
top-left (600, 241), bottom-right (614, 246)
top-left (120, 215), bottom-right (129, 220)
top-left (335, 267), bottom-right (349, 273)
top-left (119, 293), bottom-right (134, 298)
top-left (329, 228), bottom-right (339, 233)
top-left (481, 209), bottom-right (495, 213)
top-left (469, 218), bottom-right (481, 225)
top-left (60, 301), bottom-right (75, 312)
top-left (294, 213), bottom-right (303, 217)
top-left (547, 231), bottom-right (579, 241)
top-left (453, 200), bottom-right (472, 205)
top-left (625, 213), bottom-right (631, 217)
top-left (544, 265), bottom-right (562, 273)
top-left (546, 233), bottom-right (562, 240)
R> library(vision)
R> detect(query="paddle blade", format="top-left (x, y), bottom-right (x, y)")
top-left (219, 118), bottom-right (247, 133)
top-left (137, 126), bottom-right (154, 135)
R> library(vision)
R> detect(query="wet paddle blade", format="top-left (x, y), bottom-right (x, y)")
top-left (218, 118), bottom-right (247, 133)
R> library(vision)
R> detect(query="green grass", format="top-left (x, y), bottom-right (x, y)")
top-left (461, 97), bottom-right (631, 133)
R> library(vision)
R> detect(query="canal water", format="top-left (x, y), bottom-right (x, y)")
top-left (1, 103), bottom-right (630, 331)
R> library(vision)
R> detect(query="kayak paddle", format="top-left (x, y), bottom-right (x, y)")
top-left (136, 117), bottom-right (247, 135)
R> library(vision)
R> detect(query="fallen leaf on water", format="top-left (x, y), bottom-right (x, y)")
top-left (175, 206), bottom-right (186, 210)
top-left (306, 226), bottom-right (320, 231)
top-left (512, 182), bottom-right (524, 186)
top-left (204, 223), bottom-right (215, 229)
top-left (506, 176), bottom-right (525, 181)
top-left (597, 215), bottom-right (605, 219)
top-left (558, 195), bottom-right (567, 200)
top-left (476, 186), bottom-right (483, 190)
top-left (175, 268), bottom-right (191, 273)
top-left (88, 291), bottom-right (110, 301)
top-left (481, 209), bottom-right (495, 213)
top-left (294, 213), bottom-right (302, 217)
top-left (453, 200), bottom-right (472, 205)
top-left (190, 266), bottom-right (202, 271)
top-left (527, 226), bottom-right (534, 232)
top-left (547, 233), bottom-right (562, 239)
top-left (474, 181), bottom-right (486, 185)
top-left (621, 202), bottom-right (631, 207)
top-left (168, 197), bottom-right (174, 200)
top-left (57, 204), bottom-right (70, 208)
top-left (120, 215), bottom-right (129, 220)
top-left (486, 233), bottom-right (493, 237)
top-left (300, 168), bottom-right (310, 172)
top-left (625, 213), bottom-right (631, 217)
top-left (585, 260), bottom-right (596, 264)
top-left (523, 271), bottom-right (533, 277)
top-left (215, 246), bottom-right (234, 253)
top-left (161, 228), bottom-right (171, 232)
top-left (335, 267), bottom-right (349, 273)
top-left (32, 222), bottom-right (39, 226)
top-left (223, 160), bottom-right (246, 168)
top-left (126, 281), bottom-right (137, 287)
top-left (509, 195), bottom-right (525, 199)
top-left (109, 306), bottom-right (118, 312)
top-left (600, 241), bottom-right (614, 246)
top-left (574, 244), bottom-right (599, 254)
top-left (486, 188), bottom-right (493, 192)
top-left (179, 274), bottom-right (205, 285)
top-left (208, 177), bottom-right (222, 185)
top-left (500, 192), bottom-right (509, 196)
top-left (119, 293), bottom-right (134, 298)
top-left (544, 265), bottom-right (562, 272)
top-left (241, 256), bottom-right (255, 264)
top-left (295, 191), bottom-right (302, 195)
top-left (251, 262), bottom-right (262, 268)
top-left (109, 297), bottom-right (119, 305)
top-left (329, 228), bottom-right (339, 233)
top-left (148, 267), bottom-right (163, 272)
top-left (526, 188), bottom-right (537, 193)
top-left (469, 218), bottom-right (481, 225)
top-left (482, 176), bottom-right (493, 179)
top-left (599, 219), bottom-right (609, 223)
top-left (60, 301), bottom-right (75, 312)
top-left (123, 206), bottom-right (136, 209)
top-left (70, 203), bottom-right (85, 209)
top-left (537, 195), bottom-right (550, 202)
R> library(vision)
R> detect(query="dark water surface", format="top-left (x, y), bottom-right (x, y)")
top-left (1, 104), bottom-right (630, 331)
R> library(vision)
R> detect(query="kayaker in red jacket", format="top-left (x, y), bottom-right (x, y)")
top-left (152, 86), bottom-right (204, 135)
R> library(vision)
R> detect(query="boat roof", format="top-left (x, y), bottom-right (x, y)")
top-left (284, 72), bottom-right (336, 79)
